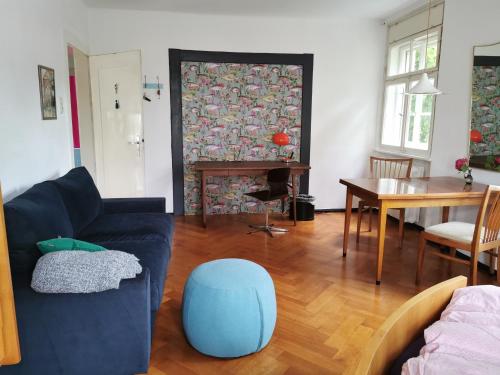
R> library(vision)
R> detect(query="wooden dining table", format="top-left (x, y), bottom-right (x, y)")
top-left (339, 176), bottom-right (487, 285)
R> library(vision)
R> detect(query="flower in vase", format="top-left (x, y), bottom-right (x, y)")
top-left (455, 158), bottom-right (471, 174)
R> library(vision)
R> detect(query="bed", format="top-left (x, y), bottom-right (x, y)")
top-left (356, 275), bottom-right (500, 374)
top-left (355, 276), bottom-right (468, 375)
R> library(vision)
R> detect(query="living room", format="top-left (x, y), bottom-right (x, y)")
top-left (1, 0), bottom-right (500, 374)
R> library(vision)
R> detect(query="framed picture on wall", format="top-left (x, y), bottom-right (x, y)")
top-left (38, 65), bottom-right (57, 120)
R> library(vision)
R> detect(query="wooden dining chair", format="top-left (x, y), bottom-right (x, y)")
top-left (356, 156), bottom-right (413, 248)
top-left (416, 185), bottom-right (500, 286)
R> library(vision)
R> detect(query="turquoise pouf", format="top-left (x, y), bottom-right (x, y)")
top-left (182, 258), bottom-right (277, 358)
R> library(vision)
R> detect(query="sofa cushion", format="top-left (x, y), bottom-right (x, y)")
top-left (4, 182), bottom-right (74, 272)
top-left (92, 239), bottom-right (172, 312)
top-left (37, 238), bottom-right (107, 254)
top-left (4, 271), bottom-right (151, 375)
top-left (78, 213), bottom-right (174, 243)
top-left (53, 167), bottom-right (103, 233)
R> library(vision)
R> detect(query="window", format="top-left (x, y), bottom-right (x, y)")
top-left (379, 3), bottom-right (444, 158)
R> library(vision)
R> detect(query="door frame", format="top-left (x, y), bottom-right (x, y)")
top-left (89, 49), bottom-right (145, 197)
top-left (67, 44), bottom-right (96, 176)
top-left (168, 49), bottom-right (314, 215)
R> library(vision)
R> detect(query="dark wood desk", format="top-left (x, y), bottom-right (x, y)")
top-left (339, 177), bottom-right (487, 284)
top-left (194, 161), bottom-right (311, 227)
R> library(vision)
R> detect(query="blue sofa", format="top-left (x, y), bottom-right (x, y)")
top-left (0, 167), bottom-right (174, 375)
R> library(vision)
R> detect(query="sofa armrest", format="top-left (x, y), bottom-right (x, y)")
top-left (8, 269), bottom-right (151, 375)
top-left (102, 197), bottom-right (166, 214)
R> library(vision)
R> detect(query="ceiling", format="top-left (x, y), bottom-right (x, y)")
top-left (83, 0), bottom-right (424, 20)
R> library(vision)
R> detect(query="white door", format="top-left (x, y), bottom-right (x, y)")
top-left (89, 51), bottom-right (144, 197)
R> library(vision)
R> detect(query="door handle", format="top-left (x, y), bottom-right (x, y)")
top-left (128, 138), bottom-right (144, 157)
top-left (128, 138), bottom-right (144, 145)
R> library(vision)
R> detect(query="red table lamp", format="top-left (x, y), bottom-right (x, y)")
top-left (272, 132), bottom-right (291, 162)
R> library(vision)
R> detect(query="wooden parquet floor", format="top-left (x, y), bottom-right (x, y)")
top-left (149, 212), bottom-right (496, 375)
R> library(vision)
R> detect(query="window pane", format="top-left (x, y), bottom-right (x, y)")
top-left (381, 83), bottom-right (406, 147)
top-left (410, 31), bottom-right (438, 72)
top-left (404, 79), bottom-right (435, 150)
top-left (388, 40), bottom-right (411, 76)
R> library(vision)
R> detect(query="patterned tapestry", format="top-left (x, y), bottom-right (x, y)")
top-left (470, 60), bottom-right (500, 171)
top-left (181, 62), bottom-right (303, 215)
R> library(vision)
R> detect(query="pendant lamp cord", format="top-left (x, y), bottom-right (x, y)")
top-left (424, 0), bottom-right (431, 67)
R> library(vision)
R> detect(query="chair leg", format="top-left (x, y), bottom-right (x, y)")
top-left (448, 247), bottom-right (456, 274)
top-left (496, 247), bottom-right (500, 285)
top-left (356, 203), bottom-right (364, 243)
top-left (368, 207), bottom-right (373, 232)
top-left (416, 233), bottom-right (426, 284)
top-left (470, 250), bottom-right (479, 286)
top-left (247, 204), bottom-right (287, 238)
top-left (489, 249), bottom-right (496, 276)
top-left (398, 208), bottom-right (405, 249)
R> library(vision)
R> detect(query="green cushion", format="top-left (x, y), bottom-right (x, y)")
top-left (36, 238), bottom-right (107, 254)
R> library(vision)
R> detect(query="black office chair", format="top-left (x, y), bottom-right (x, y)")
top-left (245, 168), bottom-right (290, 237)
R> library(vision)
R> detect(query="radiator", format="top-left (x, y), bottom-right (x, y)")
top-left (388, 165), bottom-right (425, 224)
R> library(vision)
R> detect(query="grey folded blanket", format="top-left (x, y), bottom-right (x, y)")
top-left (31, 250), bottom-right (142, 293)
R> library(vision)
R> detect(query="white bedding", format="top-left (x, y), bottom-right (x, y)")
top-left (402, 285), bottom-right (500, 375)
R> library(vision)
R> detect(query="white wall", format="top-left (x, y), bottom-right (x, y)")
top-left (63, 0), bottom-right (90, 53)
top-left (429, 0), bottom-right (500, 224)
top-left (0, 0), bottom-right (88, 200)
top-left (88, 9), bottom-right (386, 212)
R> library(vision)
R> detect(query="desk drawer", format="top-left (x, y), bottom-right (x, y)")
top-left (203, 170), bottom-right (229, 176)
top-left (228, 169), bottom-right (266, 176)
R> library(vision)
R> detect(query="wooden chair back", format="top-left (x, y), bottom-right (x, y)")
top-left (473, 185), bottom-right (500, 246)
top-left (0, 185), bottom-right (21, 365)
top-left (369, 156), bottom-right (413, 179)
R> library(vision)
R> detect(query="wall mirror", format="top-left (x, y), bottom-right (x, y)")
top-left (469, 42), bottom-right (500, 171)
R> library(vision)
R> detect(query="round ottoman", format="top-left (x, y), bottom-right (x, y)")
top-left (182, 258), bottom-right (276, 358)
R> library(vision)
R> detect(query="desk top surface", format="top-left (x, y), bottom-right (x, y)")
top-left (194, 161), bottom-right (310, 170)
top-left (339, 176), bottom-right (487, 200)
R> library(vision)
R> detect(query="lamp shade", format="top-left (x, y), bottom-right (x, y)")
top-left (406, 73), bottom-right (442, 95)
top-left (272, 132), bottom-right (289, 146)
top-left (470, 129), bottom-right (482, 143)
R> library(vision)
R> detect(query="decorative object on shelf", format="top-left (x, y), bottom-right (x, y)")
top-left (38, 65), bottom-right (57, 120)
top-left (404, 0), bottom-right (442, 96)
top-left (455, 157), bottom-right (473, 184)
top-left (468, 41), bottom-right (500, 172)
top-left (272, 131), bottom-right (292, 162)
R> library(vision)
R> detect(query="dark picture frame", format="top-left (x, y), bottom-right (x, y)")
top-left (169, 49), bottom-right (314, 215)
top-left (469, 54), bottom-right (500, 171)
top-left (38, 65), bottom-right (57, 120)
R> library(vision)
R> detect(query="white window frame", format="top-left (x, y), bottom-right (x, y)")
top-left (378, 25), bottom-right (443, 159)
